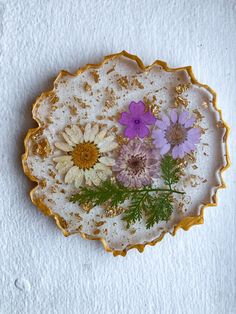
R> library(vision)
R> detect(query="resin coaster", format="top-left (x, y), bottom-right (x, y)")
top-left (22, 51), bottom-right (229, 256)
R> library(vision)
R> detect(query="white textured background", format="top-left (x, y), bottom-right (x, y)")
top-left (0, 0), bottom-right (235, 313)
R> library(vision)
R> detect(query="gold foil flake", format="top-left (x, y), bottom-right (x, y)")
top-left (83, 82), bottom-right (92, 92)
top-left (93, 229), bottom-right (100, 235)
top-left (108, 114), bottom-right (119, 121)
top-left (31, 129), bottom-right (44, 140)
top-left (184, 153), bottom-right (196, 164)
top-left (117, 76), bottom-right (129, 89)
top-left (81, 203), bottom-right (93, 213)
top-left (109, 126), bottom-right (118, 134)
top-left (104, 87), bottom-right (117, 110)
top-left (104, 205), bottom-right (126, 218)
top-left (39, 180), bottom-right (47, 188)
top-left (73, 96), bottom-right (90, 109)
top-left (51, 105), bottom-right (57, 112)
top-left (177, 202), bottom-right (186, 213)
top-left (143, 95), bottom-right (160, 117)
top-left (75, 225), bottom-right (83, 232)
top-left (69, 105), bottom-right (78, 116)
top-left (50, 186), bottom-right (57, 193)
top-left (116, 135), bottom-right (129, 146)
top-left (183, 174), bottom-right (206, 188)
top-left (95, 221), bottom-right (106, 227)
top-left (131, 78), bottom-right (144, 89)
top-left (32, 138), bottom-right (51, 158)
top-left (48, 169), bottom-right (56, 178)
top-left (72, 213), bottom-right (82, 222)
top-left (49, 92), bottom-right (59, 104)
top-left (103, 229), bottom-right (108, 235)
top-left (58, 216), bottom-right (69, 229)
top-left (200, 127), bottom-right (208, 135)
top-left (96, 115), bottom-right (106, 120)
top-left (175, 83), bottom-right (190, 94)
top-left (91, 70), bottom-right (100, 83)
top-left (45, 117), bottom-right (53, 124)
top-left (193, 109), bottom-right (204, 122)
top-left (106, 65), bottom-right (116, 74)
top-left (174, 96), bottom-right (189, 108)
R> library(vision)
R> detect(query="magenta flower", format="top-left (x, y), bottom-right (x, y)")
top-left (152, 110), bottom-right (201, 159)
top-left (119, 101), bottom-right (156, 139)
top-left (113, 139), bottom-right (160, 188)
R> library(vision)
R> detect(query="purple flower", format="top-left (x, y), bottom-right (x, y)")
top-left (152, 110), bottom-right (201, 159)
top-left (119, 101), bottom-right (156, 139)
top-left (113, 139), bottom-right (160, 188)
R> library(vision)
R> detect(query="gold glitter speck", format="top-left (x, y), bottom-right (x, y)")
top-left (117, 76), bottom-right (129, 89)
top-left (83, 82), bottom-right (92, 92)
top-left (49, 92), bottom-right (59, 104)
top-left (32, 138), bottom-right (51, 158)
top-left (104, 205), bottom-right (126, 218)
top-left (73, 96), bottom-right (90, 109)
top-left (95, 221), bottom-right (106, 227)
top-left (81, 203), bottom-right (93, 213)
top-left (175, 83), bottom-right (190, 94)
top-left (174, 96), bottom-right (189, 108)
top-left (91, 70), bottom-right (100, 83)
top-left (93, 229), bottom-right (100, 235)
top-left (131, 78), bottom-right (144, 89)
top-left (69, 105), bottom-right (77, 116)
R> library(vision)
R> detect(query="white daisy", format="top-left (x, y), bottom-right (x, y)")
top-left (53, 123), bottom-right (118, 188)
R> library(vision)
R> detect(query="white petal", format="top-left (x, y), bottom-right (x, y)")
top-left (65, 166), bottom-right (81, 184)
top-left (89, 169), bottom-right (101, 186)
top-left (55, 142), bottom-right (73, 152)
top-left (83, 123), bottom-right (91, 142)
top-left (87, 124), bottom-right (99, 142)
top-left (61, 132), bottom-right (75, 146)
top-left (97, 135), bottom-right (115, 149)
top-left (56, 161), bottom-right (73, 174)
top-left (99, 156), bottom-right (115, 166)
top-left (65, 125), bottom-right (83, 144)
top-left (94, 162), bottom-right (112, 176)
top-left (53, 156), bottom-right (72, 162)
top-left (96, 171), bottom-right (108, 181)
top-left (99, 142), bottom-right (118, 153)
top-left (94, 129), bottom-right (107, 144)
top-left (84, 169), bottom-right (92, 185)
top-left (74, 171), bottom-right (84, 188)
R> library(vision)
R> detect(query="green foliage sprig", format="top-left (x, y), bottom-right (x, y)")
top-left (70, 155), bottom-right (184, 229)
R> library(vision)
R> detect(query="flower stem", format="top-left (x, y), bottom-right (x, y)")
top-left (129, 188), bottom-right (185, 195)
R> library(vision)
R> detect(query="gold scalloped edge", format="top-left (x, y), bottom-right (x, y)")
top-left (22, 50), bottom-right (230, 257)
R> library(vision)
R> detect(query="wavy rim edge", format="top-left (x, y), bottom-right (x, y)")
top-left (22, 50), bottom-right (231, 257)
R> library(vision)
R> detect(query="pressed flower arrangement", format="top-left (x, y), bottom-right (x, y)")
top-left (22, 51), bottom-right (229, 256)
top-left (70, 101), bottom-right (190, 228)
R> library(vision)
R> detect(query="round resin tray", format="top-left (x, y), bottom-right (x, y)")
top-left (22, 51), bottom-right (229, 256)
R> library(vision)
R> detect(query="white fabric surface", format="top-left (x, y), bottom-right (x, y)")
top-left (0, 0), bottom-right (235, 313)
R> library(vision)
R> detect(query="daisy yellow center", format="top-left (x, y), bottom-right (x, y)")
top-left (166, 123), bottom-right (187, 145)
top-left (71, 142), bottom-right (99, 169)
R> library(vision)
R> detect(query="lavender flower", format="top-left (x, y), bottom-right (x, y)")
top-left (152, 110), bottom-right (201, 159)
top-left (113, 139), bottom-right (160, 188)
top-left (118, 101), bottom-right (156, 139)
